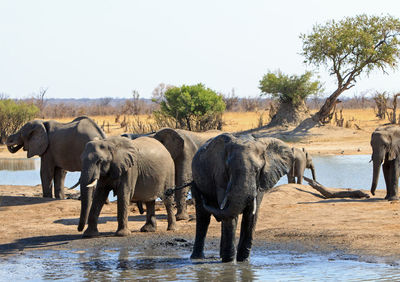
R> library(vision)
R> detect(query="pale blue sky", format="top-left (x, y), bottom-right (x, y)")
top-left (1, 0), bottom-right (400, 99)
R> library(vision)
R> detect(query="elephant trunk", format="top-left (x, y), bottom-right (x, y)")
top-left (310, 164), bottom-right (316, 181)
top-left (7, 144), bottom-right (23, 153)
top-left (203, 179), bottom-right (256, 220)
top-left (371, 150), bottom-right (384, 196)
top-left (78, 178), bottom-right (96, 231)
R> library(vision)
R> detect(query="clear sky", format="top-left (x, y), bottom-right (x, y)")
top-left (2, 0), bottom-right (400, 99)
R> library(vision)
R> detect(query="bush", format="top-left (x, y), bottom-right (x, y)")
top-left (0, 100), bottom-right (39, 143)
top-left (156, 83), bottom-right (225, 131)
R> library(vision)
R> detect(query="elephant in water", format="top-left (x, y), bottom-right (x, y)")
top-left (154, 128), bottom-right (222, 221)
top-left (6, 116), bottom-right (106, 199)
top-left (287, 147), bottom-right (316, 184)
top-left (370, 124), bottom-right (400, 200)
top-left (190, 133), bottom-right (293, 262)
top-left (79, 136), bottom-right (176, 236)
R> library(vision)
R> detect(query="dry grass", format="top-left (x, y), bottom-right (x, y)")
top-left (51, 108), bottom-right (386, 137)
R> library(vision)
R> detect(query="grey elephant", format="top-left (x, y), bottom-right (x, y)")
top-left (287, 147), bottom-right (316, 184)
top-left (190, 133), bottom-right (293, 262)
top-left (154, 128), bottom-right (222, 220)
top-left (79, 136), bottom-right (176, 236)
top-left (6, 116), bottom-right (106, 199)
top-left (370, 124), bottom-right (400, 200)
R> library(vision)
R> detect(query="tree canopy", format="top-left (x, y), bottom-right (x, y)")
top-left (300, 14), bottom-right (400, 123)
top-left (156, 83), bottom-right (225, 131)
top-left (259, 70), bottom-right (322, 106)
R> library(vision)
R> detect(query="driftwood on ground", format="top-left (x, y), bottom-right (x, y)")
top-left (303, 176), bottom-right (370, 199)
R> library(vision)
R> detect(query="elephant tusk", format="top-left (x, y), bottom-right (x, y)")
top-left (86, 179), bottom-right (98, 188)
top-left (252, 198), bottom-right (257, 215)
top-left (220, 193), bottom-right (228, 210)
top-left (68, 180), bottom-right (80, 190)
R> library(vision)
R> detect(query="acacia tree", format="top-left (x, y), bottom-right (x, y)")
top-left (301, 14), bottom-right (400, 123)
top-left (259, 70), bottom-right (322, 126)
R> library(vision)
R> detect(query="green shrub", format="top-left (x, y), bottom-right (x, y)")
top-left (155, 83), bottom-right (225, 131)
top-left (0, 100), bottom-right (39, 143)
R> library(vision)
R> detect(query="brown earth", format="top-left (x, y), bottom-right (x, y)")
top-left (0, 111), bottom-right (399, 262)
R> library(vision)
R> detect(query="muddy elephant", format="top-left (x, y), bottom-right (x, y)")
top-left (154, 128), bottom-right (222, 220)
top-left (79, 136), bottom-right (176, 236)
top-left (6, 116), bottom-right (106, 199)
top-left (287, 147), bottom-right (316, 184)
top-left (370, 124), bottom-right (400, 200)
top-left (190, 133), bottom-right (293, 262)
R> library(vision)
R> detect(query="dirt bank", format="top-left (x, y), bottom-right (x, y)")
top-left (0, 183), bottom-right (399, 262)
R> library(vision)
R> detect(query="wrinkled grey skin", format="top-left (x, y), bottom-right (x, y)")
top-left (287, 147), bottom-right (316, 184)
top-left (121, 132), bottom-right (155, 139)
top-left (6, 116), bottom-right (105, 199)
top-left (79, 136), bottom-right (176, 236)
top-left (190, 133), bottom-right (293, 262)
top-left (370, 125), bottom-right (400, 201)
top-left (154, 128), bottom-right (222, 221)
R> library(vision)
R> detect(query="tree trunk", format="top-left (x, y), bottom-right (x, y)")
top-left (313, 88), bottom-right (346, 123)
top-left (303, 176), bottom-right (370, 199)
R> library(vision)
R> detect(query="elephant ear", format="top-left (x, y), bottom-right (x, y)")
top-left (154, 128), bottom-right (184, 160)
top-left (388, 134), bottom-right (400, 161)
top-left (257, 137), bottom-right (293, 191)
top-left (109, 138), bottom-right (136, 179)
top-left (23, 121), bottom-right (49, 158)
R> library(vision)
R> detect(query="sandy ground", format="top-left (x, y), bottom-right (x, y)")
top-left (1, 115), bottom-right (399, 262)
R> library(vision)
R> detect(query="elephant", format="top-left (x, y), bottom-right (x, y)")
top-left (6, 116), bottom-right (106, 199)
top-left (154, 128), bottom-right (222, 221)
top-left (370, 124), bottom-right (400, 200)
top-left (79, 136), bottom-right (176, 236)
top-left (287, 147), bottom-right (316, 184)
top-left (190, 133), bottom-right (293, 262)
top-left (121, 132), bottom-right (155, 139)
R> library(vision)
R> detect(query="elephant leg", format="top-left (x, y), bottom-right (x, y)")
top-left (175, 186), bottom-right (189, 221)
top-left (287, 166), bottom-right (295, 183)
top-left (40, 159), bottom-right (54, 198)
top-left (163, 194), bottom-right (177, 231)
top-left (53, 168), bottom-right (66, 199)
top-left (237, 193), bottom-right (263, 262)
top-left (140, 201), bottom-right (157, 232)
top-left (383, 161), bottom-right (392, 199)
top-left (296, 172), bottom-right (304, 184)
top-left (220, 216), bottom-right (238, 263)
top-left (190, 186), bottom-right (211, 260)
top-left (388, 160), bottom-right (400, 201)
top-left (116, 184), bottom-right (132, 237)
top-left (83, 185), bottom-right (109, 238)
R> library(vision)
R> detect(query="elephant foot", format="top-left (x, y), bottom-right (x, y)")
top-left (175, 212), bottom-right (189, 221)
top-left (236, 253), bottom-right (250, 262)
top-left (82, 228), bottom-right (100, 238)
top-left (140, 223), bottom-right (156, 232)
top-left (221, 255), bottom-right (236, 263)
top-left (115, 228), bottom-right (131, 237)
top-left (190, 251), bottom-right (205, 260)
top-left (387, 196), bottom-right (399, 201)
top-left (167, 222), bottom-right (177, 231)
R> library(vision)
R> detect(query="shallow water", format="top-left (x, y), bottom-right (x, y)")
top-left (0, 247), bottom-right (399, 281)
top-left (0, 155), bottom-right (384, 191)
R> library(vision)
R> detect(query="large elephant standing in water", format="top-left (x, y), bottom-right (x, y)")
top-left (6, 116), bottom-right (106, 199)
top-left (190, 134), bottom-right (293, 262)
top-left (154, 128), bottom-right (222, 220)
top-left (370, 124), bottom-right (400, 200)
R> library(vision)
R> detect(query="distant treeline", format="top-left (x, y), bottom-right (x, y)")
top-left (17, 95), bottom-right (378, 119)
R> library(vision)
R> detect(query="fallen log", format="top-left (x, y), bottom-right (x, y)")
top-left (303, 176), bottom-right (370, 199)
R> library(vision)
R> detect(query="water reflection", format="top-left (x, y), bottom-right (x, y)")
top-left (1, 248), bottom-right (400, 281)
top-left (0, 158), bottom-right (39, 171)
